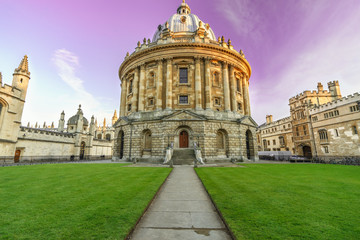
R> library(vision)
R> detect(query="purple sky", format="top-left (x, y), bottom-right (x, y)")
top-left (1, 0), bottom-right (359, 126)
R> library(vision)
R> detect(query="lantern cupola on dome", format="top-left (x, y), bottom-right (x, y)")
top-left (152, 0), bottom-right (216, 42)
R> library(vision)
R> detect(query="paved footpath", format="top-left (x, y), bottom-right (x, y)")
top-left (130, 166), bottom-right (232, 240)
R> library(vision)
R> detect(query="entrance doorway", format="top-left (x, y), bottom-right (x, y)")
top-left (246, 130), bottom-right (254, 159)
top-left (303, 146), bottom-right (312, 159)
top-left (118, 131), bottom-right (124, 159)
top-left (80, 141), bottom-right (86, 160)
top-left (179, 131), bottom-right (189, 148)
top-left (14, 150), bottom-right (21, 163)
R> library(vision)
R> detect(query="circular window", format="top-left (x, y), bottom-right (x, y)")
top-left (181, 16), bottom-right (186, 23)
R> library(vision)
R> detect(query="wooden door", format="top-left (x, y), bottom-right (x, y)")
top-left (179, 131), bottom-right (188, 148)
top-left (14, 150), bottom-right (21, 163)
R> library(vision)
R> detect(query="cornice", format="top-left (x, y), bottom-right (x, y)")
top-left (119, 42), bottom-right (252, 77)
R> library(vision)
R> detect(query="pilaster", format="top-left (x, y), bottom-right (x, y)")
top-left (222, 61), bottom-right (231, 111)
top-left (229, 65), bottom-right (237, 112)
top-left (195, 56), bottom-right (202, 110)
top-left (204, 57), bottom-right (212, 110)
top-left (138, 64), bottom-right (146, 111)
top-left (120, 80), bottom-right (127, 117)
top-left (166, 58), bottom-right (173, 109)
top-left (156, 59), bottom-right (163, 110)
top-left (132, 67), bottom-right (140, 112)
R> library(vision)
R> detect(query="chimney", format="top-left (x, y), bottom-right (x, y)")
top-left (266, 115), bottom-right (273, 124)
top-left (317, 82), bottom-right (323, 92)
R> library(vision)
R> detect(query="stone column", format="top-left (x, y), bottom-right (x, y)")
top-left (245, 75), bottom-right (251, 115)
top-left (222, 62), bottom-right (231, 111)
top-left (166, 58), bottom-right (173, 109)
top-left (204, 57), bottom-right (212, 109)
top-left (156, 59), bottom-right (163, 110)
top-left (229, 65), bottom-right (237, 112)
top-left (195, 57), bottom-right (202, 110)
top-left (132, 67), bottom-right (140, 112)
top-left (242, 74), bottom-right (250, 115)
top-left (120, 80), bottom-right (127, 117)
top-left (138, 64), bottom-right (146, 111)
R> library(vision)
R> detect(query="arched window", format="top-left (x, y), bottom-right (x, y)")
top-left (318, 130), bottom-right (328, 141)
top-left (216, 131), bottom-right (225, 149)
top-left (97, 134), bottom-right (102, 139)
top-left (213, 72), bottom-right (220, 87)
top-left (106, 134), bottom-right (111, 141)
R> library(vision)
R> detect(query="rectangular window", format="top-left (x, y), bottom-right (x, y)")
top-left (303, 125), bottom-right (307, 135)
top-left (324, 113), bottom-right (328, 119)
top-left (324, 146), bottom-right (329, 153)
top-left (296, 127), bottom-right (299, 136)
top-left (214, 97), bottom-right (220, 106)
top-left (312, 116), bottom-right (318, 121)
top-left (334, 110), bottom-right (339, 116)
top-left (179, 68), bottom-right (188, 84)
top-left (236, 79), bottom-right (241, 92)
top-left (237, 102), bottom-right (242, 111)
top-left (179, 95), bottom-right (188, 104)
top-left (329, 112), bottom-right (334, 117)
top-left (127, 104), bottom-right (132, 111)
top-left (129, 80), bottom-right (133, 94)
top-left (273, 139), bottom-right (276, 145)
top-left (268, 140), bottom-right (270, 146)
top-left (353, 126), bottom-right (358, 135)
top-left (335, 129), bottom-right (339, 137)
top-left (148, 97), bottom-right (154, 106)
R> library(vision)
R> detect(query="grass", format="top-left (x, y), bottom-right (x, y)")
top-left (196, 164), bottom-right (360, 240)
top-left (0, 164), bottom-right (171, 239)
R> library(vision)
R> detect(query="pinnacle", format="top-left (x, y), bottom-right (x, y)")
top-left (14, 55), bottom-right (30, 76)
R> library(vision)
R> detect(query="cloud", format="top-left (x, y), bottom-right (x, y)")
top-left (215, 0), bottom-right (263, 40)
top-left (51, 49), bottom-right (114, 125)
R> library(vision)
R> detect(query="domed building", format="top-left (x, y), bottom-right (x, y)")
top-left (113, 0), bottom-right (258, 163)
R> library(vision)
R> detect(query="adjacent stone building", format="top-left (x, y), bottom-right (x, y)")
top-left (0, 56), bottom-right (115, 163)
top-left (309, 93), bottom-right (360, 160)
top-left (257, 115), bottom-right (294, 153)
top-left (258, 81), bottom-right (360, 161)
top-left (113, 1), bottom-right (258, 163)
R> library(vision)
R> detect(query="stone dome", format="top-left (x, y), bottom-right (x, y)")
top-left (67, 105), bottom-right (89, 126)
top-left (152, 1), bottom-right (216, 42)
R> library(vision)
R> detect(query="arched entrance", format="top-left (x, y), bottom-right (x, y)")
top-left (246, 130), bottom-right (254, 160)
top-left (80, 141), bottom-right (86, 160)
top-left (179, 130), bottom-right (189, 148)
top-left (303, 146), bottom-right (312, 159)
top-left (14, 149), bottom-right (21, 163)
top-left (118, 131), bottom-right (124, 159)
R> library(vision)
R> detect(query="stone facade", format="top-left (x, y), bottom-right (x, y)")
top-left (289, 81), bottom-right (342, 158)
top-left (257, 81), bottom-right (360, 160)
top-left (0, 57), bottom-right (115, 163)
top-left (309, 93), bottom-right (360, 160)
top-left (113, 1), bottom-right (258, 163)
top-left (257, 115), bottom-right (294, 153)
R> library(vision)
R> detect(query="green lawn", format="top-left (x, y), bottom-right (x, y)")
top-left (196, 164), bottom-right (360, 240)
top-left (0, 164), bottom-right (171, 240)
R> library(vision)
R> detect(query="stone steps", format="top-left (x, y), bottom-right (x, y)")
top-left (172, 148), bottom-right (196, 165)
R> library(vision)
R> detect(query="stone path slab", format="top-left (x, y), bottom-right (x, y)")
top-left (130, 166), bottom-right (232, 240)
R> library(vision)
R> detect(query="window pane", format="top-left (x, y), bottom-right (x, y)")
top-left (179, 68), bottom-right (188, 83)
top-left (179, 95), bottom-right (188, 104)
